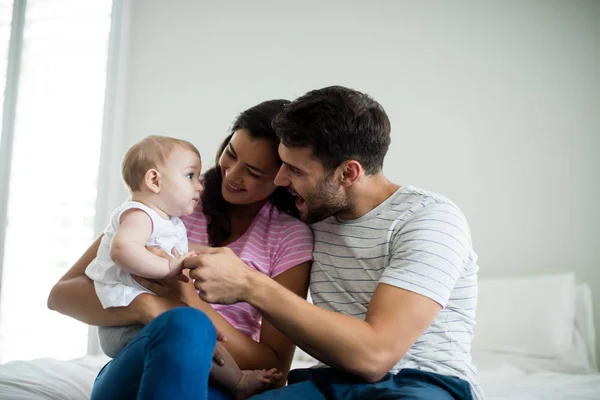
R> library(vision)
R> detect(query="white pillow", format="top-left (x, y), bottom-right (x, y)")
top-left (473, 272), bottom-right (576, 358)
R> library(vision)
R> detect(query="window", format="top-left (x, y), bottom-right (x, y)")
top-left (0, 0), bottom-right (113, 363)
top-left (0, 1), bottom-right (13, 123)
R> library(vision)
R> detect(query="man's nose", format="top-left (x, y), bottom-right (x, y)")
top-left (274, 166), bottom-right (289, 187)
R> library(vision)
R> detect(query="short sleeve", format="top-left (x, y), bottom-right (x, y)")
top-left (271, 220), bottom-right (314, 278)
top-left (111, 201), bottom-right (159, 234)
top-left (379, 202), bottom-right (472, 307)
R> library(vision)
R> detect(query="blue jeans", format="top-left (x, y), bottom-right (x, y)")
top-left (91, 307), bottom-right (233, 400)
top-left (249, 367), bottom-right (474, 400)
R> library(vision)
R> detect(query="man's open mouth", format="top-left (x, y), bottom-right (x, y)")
top-left (288, 188), bottom-right (305, 206)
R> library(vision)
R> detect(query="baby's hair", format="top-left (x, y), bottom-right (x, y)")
top-left (121, 135), bottom-right (201, 192)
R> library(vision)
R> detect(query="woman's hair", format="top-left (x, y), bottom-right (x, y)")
top-left (122, 135), bottom-right (200, 192)
top-left (201, 99), bottom-right (298, 246)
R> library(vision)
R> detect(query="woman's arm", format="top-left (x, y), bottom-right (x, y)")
top-left (191, 261), bottom-right (310, 376)
top-left (140, 260), bottom-right (311, 377)
top-left (255, 261), bottom-right (311, 377)
top-left (47, 234), bottom-right (170, 326)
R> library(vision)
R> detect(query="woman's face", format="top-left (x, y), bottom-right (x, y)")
top-left (219, 129), bottom-right (279, 206)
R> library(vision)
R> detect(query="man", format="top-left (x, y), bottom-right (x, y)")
top-left (188, 86), bottom-right (481, 399)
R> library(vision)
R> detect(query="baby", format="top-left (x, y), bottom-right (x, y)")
top-left (85, 135), bottom-right (278, 398)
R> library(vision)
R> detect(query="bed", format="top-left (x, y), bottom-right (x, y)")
top-left (0, 273), bottom-right (598, 399)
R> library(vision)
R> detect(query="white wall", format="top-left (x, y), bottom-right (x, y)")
top-left (105, 0), bottom-right (600, 358)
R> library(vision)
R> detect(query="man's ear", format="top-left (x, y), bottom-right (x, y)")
top-left (340, 160), bottom-right (362, 187)
top-left (144, 169), bottom-right (161, 193)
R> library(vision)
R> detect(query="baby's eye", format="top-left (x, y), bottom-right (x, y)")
top-left (186, 173), bottom-right (194, 180)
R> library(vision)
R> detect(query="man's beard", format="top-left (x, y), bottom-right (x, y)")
top-left (302, 177), bottom-right (350, 224)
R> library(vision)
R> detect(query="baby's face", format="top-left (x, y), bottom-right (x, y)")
top-left (159, 146), bottom-right (203, 217)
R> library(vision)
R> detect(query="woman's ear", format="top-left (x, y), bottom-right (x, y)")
top-left (340, 160), bottom-right (362, 187)
top-left (144, 169), bottom-right (161, 193)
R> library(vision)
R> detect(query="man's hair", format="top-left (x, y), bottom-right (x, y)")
top-left (121, 135), bottom-right (200, 192)
top-left (272, 86), bottom-right (391, 174)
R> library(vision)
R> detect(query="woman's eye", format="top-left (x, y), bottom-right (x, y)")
top-left (248, 170), bottom-right (260, 179)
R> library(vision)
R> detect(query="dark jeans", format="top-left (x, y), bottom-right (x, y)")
top-left (91, 307), bottom-right (233, 400)
top-left (249, 366), bottom-right (474, 399)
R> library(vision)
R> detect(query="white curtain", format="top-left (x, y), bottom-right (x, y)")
top-left (0, 0), bottom-right (112, 363)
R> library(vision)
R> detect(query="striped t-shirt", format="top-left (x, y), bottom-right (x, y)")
top-left (310, 185), bottom-right (482, 400)
top-left (182, 201), bottom-right (313, 341)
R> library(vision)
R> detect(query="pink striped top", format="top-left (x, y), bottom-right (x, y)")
top-left (181, 201), bottom-right (313, 341)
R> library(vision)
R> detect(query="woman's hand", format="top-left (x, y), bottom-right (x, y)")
top-left (133, 270), bottom-right (201, 309)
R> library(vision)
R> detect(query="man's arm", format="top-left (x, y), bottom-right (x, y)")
top-left (248, 274), bottom-right (441, 382)
top-left (189, 247), bottom-right (440, 382)
top-left (191, 204), bottom-right (471, 382)
top-left (193, 262), bottom-right (311, 377)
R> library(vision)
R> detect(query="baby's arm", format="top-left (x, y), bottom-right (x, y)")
top-left (111, 209), bottom-right (191, 279)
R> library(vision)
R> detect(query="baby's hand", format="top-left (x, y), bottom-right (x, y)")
top-left (168, 249), bottom-right (196, 277)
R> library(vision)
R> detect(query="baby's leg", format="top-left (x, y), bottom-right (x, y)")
top-left (209, 343), bottom-right (280, 399)
top-left (209, 342), bottom-right (242, 389)
top-left (97, 325), bottom-right (143, 358)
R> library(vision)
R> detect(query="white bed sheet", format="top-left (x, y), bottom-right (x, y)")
top-left (0, 355), bottom-right (109, 400)
top-left (295, 360), bottom-right (600, 400)
top-left (480, 367), bottom-right (600, 399)
top-left (0, 355), bottom-right (599, 399)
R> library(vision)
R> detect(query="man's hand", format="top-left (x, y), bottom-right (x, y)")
top-left (185, 247), bottom-right (254, 304)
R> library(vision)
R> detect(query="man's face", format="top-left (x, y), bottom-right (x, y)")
top-left (274, 144), bottom-right (350, 224)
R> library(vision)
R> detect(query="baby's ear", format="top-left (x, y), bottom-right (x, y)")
top-left (144, 168), bottom-right (161, 193)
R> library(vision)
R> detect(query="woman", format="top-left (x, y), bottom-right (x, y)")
top-left (47, 99), bottom-right (313, 399)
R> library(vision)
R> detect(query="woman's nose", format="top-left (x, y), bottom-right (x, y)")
top-left (225, 163), bottom-right (243, 182)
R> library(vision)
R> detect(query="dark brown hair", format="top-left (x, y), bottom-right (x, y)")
top-left (273, 86), bottom-right (391, 174)
top-left (201, 100), bottom-right (298, 246)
